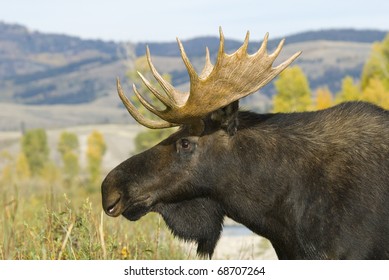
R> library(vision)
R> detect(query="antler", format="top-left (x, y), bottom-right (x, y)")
top-left (118, 27), bottom-right (302, 129)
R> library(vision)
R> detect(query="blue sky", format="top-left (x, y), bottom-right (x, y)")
top-left (0, 0), bottom-right (388, 42)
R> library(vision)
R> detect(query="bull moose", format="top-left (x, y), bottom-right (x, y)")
top-left (101, 28), bottom-right (389, 259)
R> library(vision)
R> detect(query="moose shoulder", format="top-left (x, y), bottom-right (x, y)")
top-left (101, 29), bottom-right (389, 259)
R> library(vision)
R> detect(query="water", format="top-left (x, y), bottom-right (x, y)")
top-left (223, 225), bottom-right (253, 237)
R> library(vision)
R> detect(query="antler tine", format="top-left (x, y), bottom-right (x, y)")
top-left (205, 47), bottom-right (211, 64)
top-left (177, 38), bottom-right (199, 83)
top-left (237, 30), bottom-right (250, 55)
top-left (137, 71), bottom-right (175, 108)
top-left (132, 83), bottom-right (162, 116)
top-left (269, 38), bottom-right (285, 62)
top-left (273, 50), bottom-right (303, 73)
top-left (145, 47), bottom-right (186, 105)
top-left (199, 47), bottom-right (214, 79)
top-left (117, 78), bottom-right (177, 129)
top-left (217, 27), bottom-right (225, 58)
top-left (257, 32), bottom-right (269, 55)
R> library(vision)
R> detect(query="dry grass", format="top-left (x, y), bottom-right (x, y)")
top-left (0, 124), bottom-right (190, 260)
top-left (0, 176), bottom-right (189, 260)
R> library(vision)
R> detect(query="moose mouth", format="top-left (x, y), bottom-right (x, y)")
top-left (122, 202), bottom-right (152, 221)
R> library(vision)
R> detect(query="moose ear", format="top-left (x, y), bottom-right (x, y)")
top-left (210, 100), bottom-right (239, 135)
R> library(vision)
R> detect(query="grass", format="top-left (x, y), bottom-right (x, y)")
top-left (0, 175), bottom-right (192, 260)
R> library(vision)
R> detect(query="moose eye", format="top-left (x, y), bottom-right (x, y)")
top-left (176, 137), bottom-right (198, 154)
top-left (181, 139), bottom-right (191, 150)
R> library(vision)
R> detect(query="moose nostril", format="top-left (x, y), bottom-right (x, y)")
top-left (106, 195), bottom-right (122, 216)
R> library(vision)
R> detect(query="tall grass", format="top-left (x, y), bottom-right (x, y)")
top-left (0, 173), bottom-right (193, 260)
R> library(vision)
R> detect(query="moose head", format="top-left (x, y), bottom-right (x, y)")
top-left (101, 28), bottom-right (301, 258)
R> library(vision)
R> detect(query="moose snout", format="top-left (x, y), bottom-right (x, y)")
top-left (101, 169), bottom-right (126, 217)
top-left (103, 191), bottom-right (122, 217)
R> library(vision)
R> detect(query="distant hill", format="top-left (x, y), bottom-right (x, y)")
top-left (135, 28), bottom-right (387, 57)
top-left (0, 22), bottom-right (132, 104)
top-left (0, 21), bottom-right (387, 106)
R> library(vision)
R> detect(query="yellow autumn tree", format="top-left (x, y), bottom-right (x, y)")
top-left (273, 66), bottom-right (312, 113)
top-left (335, 76), bottom-right (361, 104)
top-left (361, 33), bottom-right (389, 90)
top-left (361, 77), bottom-right (389, 109)
top-left (315, 87), bottom-right (333, 110)
top-left (359, 32), bottom-right (389, 110)
top-left (86, 130), bottom-right (107, 189)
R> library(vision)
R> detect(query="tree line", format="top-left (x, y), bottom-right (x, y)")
top-left (1, 129), bottom-right (106, 190)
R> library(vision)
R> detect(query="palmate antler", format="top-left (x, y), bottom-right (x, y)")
top-left (118, 27), bottom-right (301, 129)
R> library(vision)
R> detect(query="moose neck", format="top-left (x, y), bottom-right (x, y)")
top-left (212, 111), bottom-right (325, 259)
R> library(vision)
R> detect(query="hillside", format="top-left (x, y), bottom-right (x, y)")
top-left (0, 21), bottom-right (388, 130)
top-left (0, 22), bottom-right (132, 104)
top-left (135, 28), bottom-right (387, 57)
top-left (1, 22), bottom-right (387, 106)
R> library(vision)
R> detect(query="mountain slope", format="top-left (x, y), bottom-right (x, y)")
top-left (0, 22), bottom-right (133, 104)
top-left (0, 21), bottom-right (387, 106)
top-left (135, 28), bottom-right (387, 57)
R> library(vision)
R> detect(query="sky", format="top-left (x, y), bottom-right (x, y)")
top-left (0, 0), bottom-right (388, 42)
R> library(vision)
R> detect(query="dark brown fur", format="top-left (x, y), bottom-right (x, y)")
top-left (102, 101), bottom-right (389, 259)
